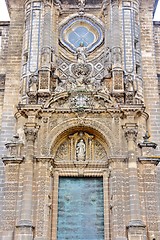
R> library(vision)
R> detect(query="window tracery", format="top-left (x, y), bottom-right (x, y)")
top-left (60, 16), bottom-right (104, 53)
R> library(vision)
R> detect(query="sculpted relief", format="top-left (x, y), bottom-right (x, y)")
top-left (54, 131), bottom-right (107, 163)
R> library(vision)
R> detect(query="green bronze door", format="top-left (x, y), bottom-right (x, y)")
top-left (57, 177), bottom-right (104, 240)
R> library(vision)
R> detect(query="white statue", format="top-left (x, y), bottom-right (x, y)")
top-left (76, 42), bottom-right (87, 64)
top-left (78, 0), bottom-right (85, 7)
top-left (76, 139), bottom-right (86, 161)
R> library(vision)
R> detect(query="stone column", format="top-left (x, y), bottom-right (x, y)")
top-left (39, 1), bottom-right (53, 95)
top-left (109, 158), bottom-right (127, 240)
top-left (122, 0), bottom-right (143, 103)
top-left (21, 1), bottom-right (42, 104)
top-left (15, 123), bottom-right (39, 240)
top-left (124, 123), bottom-right (146, 239)
top-left (111, 0), bottom-right (124, 97)
top-left (103, 1), bottom-right (112, 81)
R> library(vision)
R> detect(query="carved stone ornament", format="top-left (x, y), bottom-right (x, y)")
top-left (26, 74), bottom-right (38, 104)
top-left (44, 90), bottom-right (117, 112)
top-left (124, 124), bottom-right (138, 142)
top-left (138, 131), bottom-right (158, 157)
top-left (4, 134), bottom-right (24, 157)
top-left (24, 127), bottom-right (39, 142)
top-left (57, 48), bottom-right (112, 94)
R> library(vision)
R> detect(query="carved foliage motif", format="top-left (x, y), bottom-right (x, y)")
top-left (94, 140), bottom-right (107, 161)
top-left (54, 141), bottom-right (69, 161)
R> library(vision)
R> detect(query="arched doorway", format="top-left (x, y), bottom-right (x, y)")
top-left (50, 128), bottom-right (110, 240)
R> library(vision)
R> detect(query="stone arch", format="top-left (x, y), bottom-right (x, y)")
top-left (47, 117), bottom-right (115, 157)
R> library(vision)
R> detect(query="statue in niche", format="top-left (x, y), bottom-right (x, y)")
top-left (78, 0), bottom-right (85, 6)
top-left (41, 47), bottom-right (50, 68)
top-left (104, 48), bottom-right (112, 79)
top-left (76, 139), bottom-right (86, 161)
top-left (55, 78), bottom-right (66, 93)
top-left (29, 74), bottom-right (38, 92)
top-left (125, 74), bottom-right (135, 92)
top-left (76, 42), bottom-right (88, 64)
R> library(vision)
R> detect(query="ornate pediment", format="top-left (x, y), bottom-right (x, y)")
top-left (44, 89), bottom-right (117, 112)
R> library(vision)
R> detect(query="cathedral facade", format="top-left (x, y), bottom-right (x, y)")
top-left (0, 0), bottom-right (160, 239)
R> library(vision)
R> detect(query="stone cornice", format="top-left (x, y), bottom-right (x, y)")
top-left (17, 103), bottom-right (146, 117)
top-left (138, 142), bottom-right (157, 149)
top-left (2, 156), bottom-right (24, 165)
top-left (138, 157), bottom-right (160, 165)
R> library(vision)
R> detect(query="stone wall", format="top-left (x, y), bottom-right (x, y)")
top-left (154, 22), bottom-right (160, 75)
top-left (0, 21), bottom-right (10, 227)
top-left (1, 1), bottom-right (160, 239)
top-left (0, 6), bottom-right (24, 229)
top-left (140, 1), bottom-right (160, 154)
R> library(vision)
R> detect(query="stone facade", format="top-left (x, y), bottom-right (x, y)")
top-left (0, 0), bottom-right (160, 239)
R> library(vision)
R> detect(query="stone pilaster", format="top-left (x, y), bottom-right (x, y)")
top-left (138, 138), bottom-right (160, 239)
top-left (51, 171), bottom-right (59, 240)
top-left (139, 160), bottom-right (160, 240)
top-left (123, 123), bottom-right (147, 239)
top-left (15, 123), bottom-right (39, 240)
top-left (103, 170), bottom-right (110, 240)
top-left (34, 158), bottom-right (52, 240)
top-left (109, 158), bottom-right (127, 240)
top-left (1, 136), bottom-right (24, 240)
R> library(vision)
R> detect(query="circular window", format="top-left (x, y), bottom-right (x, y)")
top-left (60, 17), bottom-right (104, 53)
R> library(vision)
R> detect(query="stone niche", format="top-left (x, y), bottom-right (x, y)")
top-left (53, 131), bottom-right (108, 163)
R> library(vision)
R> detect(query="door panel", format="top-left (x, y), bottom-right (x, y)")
top-left (57, 177), bottom-right (104, 240)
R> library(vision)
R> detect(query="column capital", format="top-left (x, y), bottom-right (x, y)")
top-left (24, 124), bottom-right (39, 142)
top-left (123, 123), bottom-right (138, 142)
